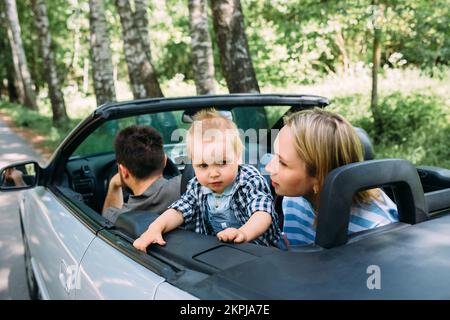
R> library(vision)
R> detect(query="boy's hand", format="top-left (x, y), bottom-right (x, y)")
top-left (133, 229), bottom-right (166, 252)
top-left (132, 209), bottom-right (184, 252)
top-left (217, 228), bottom-right (248, 243)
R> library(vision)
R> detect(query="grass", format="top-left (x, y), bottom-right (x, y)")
top-left (1, 67), bottom-right (449, 167)
top-left (0, 100), bottom-right (82, 154)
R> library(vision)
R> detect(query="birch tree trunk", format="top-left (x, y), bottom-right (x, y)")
top-left (88, 0), bottom-right (117, 106)
top-left (210, 0), bottom-right (259, 93)
top-left (4, 0), bottom-right (37, 109)
top-left (31, 0), bottom-right (68, 126)
top-left (133, 0), bottom-right (152, 58)
top-left (116, 0), bottom-right (163, 98)
top-left (0, 10), bottom-right (20, 102)
top-left (189, 0), bottom-right (216, 95)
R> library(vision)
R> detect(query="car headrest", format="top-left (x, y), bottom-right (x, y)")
top-left (180, 163), bottom-right (195, 194)
top-left (315, 159), bottom-right (428, 249)
top-left (163, 156), bottom-right (180, 179)
top-left (354, 127), bottom-right (374, 160)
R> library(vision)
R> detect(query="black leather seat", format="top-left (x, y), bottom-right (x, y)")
top-left (180, 163), bottom-right (195, 195)
top-left (316, 159), bottom-right (428, 248)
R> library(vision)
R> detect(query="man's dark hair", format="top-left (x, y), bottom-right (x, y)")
top-left (114, 125), bottom-right (165, 180)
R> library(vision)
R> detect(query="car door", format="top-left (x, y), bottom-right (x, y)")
top-left (37, 94), bottom-right (330, 299)
top-left (76, 231), bottom-right (196, 300)
top-left (23, 186), bottom-right (97, 299)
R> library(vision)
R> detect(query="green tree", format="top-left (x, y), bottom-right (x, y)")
top-left (115, 0), bottom-right (163, 98)
top-left (4, 0), bottom-right (37, 110)
top-left (189, 0), bottom-right (216, 94)
top-left (89, 0), bottom-right (117, 106)
top-left (31, 0), bottom-right (69, 126)
top-left (211, 0), bottom-right (259, 93)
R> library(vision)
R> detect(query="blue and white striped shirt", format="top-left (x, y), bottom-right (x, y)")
top-left (169, 164), bottom-right (282, 246)
top-left (282, 191), bottom-right (399, 246)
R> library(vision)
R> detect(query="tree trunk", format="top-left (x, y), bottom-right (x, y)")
top-left (4, 0), bottom-right (37, 110)
top-left (31, 0), bottom-right (69, 126)
top-left (370, 1), bottom-right (383, 141)
top-left (7, 71), bottom-right (20, 103)
top-left (116, 0), bottom-right (163, 99)
top-left (210, 0), bottom-right (259, 93)
top-left (189, 0), bottom-right (216, 95)
top-left (133, 0), bottom-right (152, 58)
top-left (88, 0), bottom-right (117, 106)
top-left (0, 11), bottom-right (18, 102)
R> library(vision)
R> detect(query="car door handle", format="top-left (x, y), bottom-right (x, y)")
top-left (59, 259), bottom-right (77, 294)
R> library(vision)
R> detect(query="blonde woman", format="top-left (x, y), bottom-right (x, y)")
top-left (265, 108), bottom-right (398, 247)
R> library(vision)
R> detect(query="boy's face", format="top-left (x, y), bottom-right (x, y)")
top-left (191, 138), bottom-right (239, 194)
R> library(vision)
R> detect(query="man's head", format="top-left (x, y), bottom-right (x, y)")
top-left (114, 125), bottom-right (166, 183)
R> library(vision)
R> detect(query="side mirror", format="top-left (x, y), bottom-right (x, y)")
top-left (0, 161), bottom-right (40, 191)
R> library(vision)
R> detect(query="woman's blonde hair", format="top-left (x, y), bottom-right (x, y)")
top-left (284, 108), bottom-right (379, 204)
top-left (186, 108), bottom-right (243, 161)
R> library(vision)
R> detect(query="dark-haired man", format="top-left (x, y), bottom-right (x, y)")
top-left (102, 125), bottom-right (181, 223)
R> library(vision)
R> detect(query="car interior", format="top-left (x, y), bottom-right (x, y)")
top-left (59, 104), bottom-right (450, 232)
top-left (49, 101), bottom-right (450, 298)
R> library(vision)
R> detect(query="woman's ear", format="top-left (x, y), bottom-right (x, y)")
top-left (312, 177), bottom-right (321, 195)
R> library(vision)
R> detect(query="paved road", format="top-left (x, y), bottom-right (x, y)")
top-left (0, 117), bottom-right (44, 300)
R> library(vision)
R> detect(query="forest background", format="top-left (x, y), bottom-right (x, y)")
top-left (0, 0), bottom-right (448, 167)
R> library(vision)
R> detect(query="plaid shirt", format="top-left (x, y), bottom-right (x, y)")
top-left (169, 165), bottom-right (281, 246)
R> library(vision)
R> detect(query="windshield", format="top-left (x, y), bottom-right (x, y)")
top-left (70, 106), bottom-right (290, 163)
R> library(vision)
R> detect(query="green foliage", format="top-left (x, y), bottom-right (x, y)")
top-left (241, 0), bottom-right (449, 86)
top-left (148, 0), bottom-right (193, 82)
top-left (378, 93), bottom-right (445, 142)
top-left (2, 0), bottom-right (449, 90)
top-left (346, 92), bottom-right (450, 168)
top-left (0, 100), bottom-right (81, 151)
top-left (387, 0), bottom-right (450, 72)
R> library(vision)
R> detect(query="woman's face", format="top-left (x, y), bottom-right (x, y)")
top-left (265, 126), bottom-right (318, 198)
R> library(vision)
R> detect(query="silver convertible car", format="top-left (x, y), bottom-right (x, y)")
top-left (1, 94), bottom-right (450, 300)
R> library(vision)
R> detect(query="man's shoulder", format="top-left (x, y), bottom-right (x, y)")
top-left (147, 174), bottom-right (181, 194)
top-left (163, 174), bottom-right (182, 188)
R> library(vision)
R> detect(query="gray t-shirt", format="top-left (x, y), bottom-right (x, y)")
top-left (104, 175), bottom-right (182, 223)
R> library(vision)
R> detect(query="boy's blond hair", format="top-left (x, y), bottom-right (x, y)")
top-left (186, 108), bottom-right (244, 161)
top-left (284, 108), bottom-right (380, 204)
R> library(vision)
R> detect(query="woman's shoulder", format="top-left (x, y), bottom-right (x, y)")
top-left (355, 190), bottom-right (397, 212)
top-left (283, 196), bottom-right (309, 205)
top-left (351, 190), bottom-right (399, 225)
top-left (282, 196), bottom-right (314, 213)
